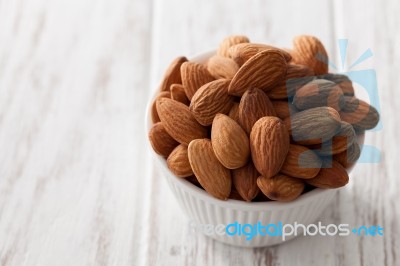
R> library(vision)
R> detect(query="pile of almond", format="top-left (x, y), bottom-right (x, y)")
top-left (148, 35), bottom-right (379, 202)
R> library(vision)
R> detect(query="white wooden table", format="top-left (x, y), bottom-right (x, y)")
top-left (0, 0), bottom-right (399, 265)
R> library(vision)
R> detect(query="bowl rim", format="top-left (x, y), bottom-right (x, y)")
top-left (145, 50), bottom-right (363, 211)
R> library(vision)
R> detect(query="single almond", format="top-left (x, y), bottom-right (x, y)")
top-left (318, 73), bottom-right (354, 96)
top-left (284, 107), bottom-right (342, 145)
top-left (333, 141), bottom-right (361, 169)
top-left (293, 79), bottom-right (345, 111)
top-left (305, 160), bottom-right (349, 188)
top-left (291, 35), bottom-right (329, 75)
top-left (280, 144), bottom-right (321, 179)
top-left (156, 98), bottom-right (207, 145)
top-left (217, 35), bottom-right (250, 57)
top-left (188, 139), bottom-right (231, 200)
top-left (250, 117), bottom-right (290, 178)
top-left (159, 56), bottom-right (188, 92)
top-left (170, 84), bottom-right (190, 105)
top-left (339, 96), bottom-right (379, 131)
top-left (167, 144), bottom-right (193, 177)
top-left (151, 91), bottom-right (171, 123)
top-left (190, 79), bottom-right (234, 126)
top-left (228, 49), bottom-right (287, 96)
top-left (181, 61), bottom-right (214, 100)
top-left (148, 122), bottom-right (178, 157)
top-left (228, 103), bottom-right (240, 124)
top-left (271, 100), bottom-right (298, 120)
top-left (207, 55), bottom-right (239, 79)
top-left (228, 43), bottom-right (292, 66)
top-left (211, 114), bottom-right (250, 169)
top-left (238, 88), bottom-right (276, 134)
top-left (232, 161), bottom-right (260, 202)
top-left (257, 174), bottom-right (305, 202)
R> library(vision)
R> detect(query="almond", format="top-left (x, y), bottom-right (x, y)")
top-left (228, 49), bottom-right (287, 96)
top-left (181, 61), bottom-right (215, 100)
top-left (311, 121), bottom-right (356, 156)
top-left (148, 122), bottom-right (178, 157)
top-left (305, 160), bottom-right (349, 188)
top-left (280, 144), bottom-right (322, 179)
top-left (271, 100), bottom-right (298, 120)
top-left (284, 107), bottom-right (341, 145)
top-left (293, 79), bottom-right (345, 111)
top-left (190, 79), bottom-right (234, 126)
top-left (318, 73), bottom-right (354, 96)
top-left (339, 96), bottom-right (380, 131)
top-left (292, 35), bottom-right (329, 75)
top-left (151, 91), bottom-right (171, 123)
top-left (188, 139), bottom-right (231, 200)
top-left (217, 35), bottom-right (250, 57)
top-left (238, 88), bottom-right (276, 134)
top-left (229, 186), bottom-right (245, 201)
top-left (156, 98), bottom-right (208, 145)
top-left (267, 64), bottom-right (315, 99)
top-left (207, 55), bottom-right (239, 79)
top-left (250, 117), bottom-right (290, 178)
top-left (228, 43), bottom-right (292, 66)
top-left (333, 141), bottom-right (361, 169)
top-left (170, 84), bottom-right (190, 105)
top-left (211, 114), bottom-right (250, 169)
top-left (232, 161), bottom-right (260, 202)
top-left (167, 144), bottom-right (193, 177)
top-left (257, 174), bottom-right (305, 202)
top-left (159, 56), bottom-right (188, 92)
top-left (228, 103), bottom-right (240, 124)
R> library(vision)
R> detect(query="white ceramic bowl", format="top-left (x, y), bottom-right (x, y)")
top-left (146, 51), bottom-right (362, 247)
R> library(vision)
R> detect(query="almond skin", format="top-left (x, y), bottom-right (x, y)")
top-left (232, 161), bottom-right (260, 202)
top-left (250, 117), bottom-right (290, 178)
top-left (339, 96), bottom-right (380, 131)
top-left (293, 79), bottom-right (345, 111)
top-left (167, 144), bottom-right (193, 177)
top-left (228, 103), bottom-right (240, 124)
top-left (159, 56), bottom-right (188, 92)
top-left (305, 160), bottom-right (349, 188)
top-left (181, 61), bottom-right (214, 100)
top-left (228, 43), bottom-right (292, 66)
top-left (207, 55), bottom-right (239, 79)
top-left (188, 139), bottom-right (231, 200)
top-left (333, 141), bottom-right (361, 169)
top-left (148, 122), bottom-right (178, 157)
top-left (156, 98), bottom-right (208, 145)
top-left (257, 174), bottom-right (305, 202)
top-left (280, 144), bottom-right (321, 179)
top-left (190, 79), bottom-right (234, 126)
top-left (291, 35), bottom-right (329, 75)
top-left (170, 84), bottom-right (190, 105)
top-left (271, 100), bottom-right (298, 120)
top-left (284, 107), bottom-right (342, 145)
top-left (217, 35), bottom-right (250, 57)
top-left (151, 91), bottom-right (170, 123)
top-left (238, 88), bottom-right (276, 134)
top-left (318, 73), bottom-right (354, 96)
top-left (228, 49), bottom-right (287, 96)
top-left (211, 114), bottom-right (250, 169)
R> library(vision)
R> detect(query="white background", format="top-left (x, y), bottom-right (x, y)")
top-left (0, 0), bottom-right (399, 265)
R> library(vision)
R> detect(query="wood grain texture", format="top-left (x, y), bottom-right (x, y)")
top-left (0, 0), bottom-right (399, 265)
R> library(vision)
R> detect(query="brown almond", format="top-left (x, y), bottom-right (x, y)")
top-left (151, 91), bottom-right (171, 123)
top-left (232, 161), bottom-right (260, 202)
top-left (167, 144), bottom-right (193, 177)
top-left (148, 122), bottom-right (178, 157)
top-left (207, 55), bottom-right (239, 79)
top-left (229, 49), bottom-right (287, 96)
top-left (318, 73), bottom-right (354, 96)
top-left (190, 79), bottom-right (234, 126)
top-left (280, 144), bottom-right (321, 179)
top-left (170, 84), bottom-right (190, 105)
top-left (156, 98), bottom-right (208, 145)
top-left (238, 88), bottom-right (276, 134)
top-left (217, 35), bottom-right (250, 57)
top-left (292, 35), bottom-right (329, 75)
top-left (339, 96), bottom-right (380, 131)
top-left (228, 43), bottom-right (292, 66)
top-left (181, 61), bottom-right (214, 100)
top-left (305, 160), bottom-right (349, 188)
top-left (250, 117), bottom-right (290, 178)
top-left (159, 56), bottom-right (188, 92)
top-left (272, 101), bottom-right (298, 120)
top-left (333, 141), bottom-right (361, 169)
top-left (257, 174), bottom-right (305, 202)
top-left (228, 103), bottom-right (240, 124)
top-left (188, 139), bottom-right (231, 200)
